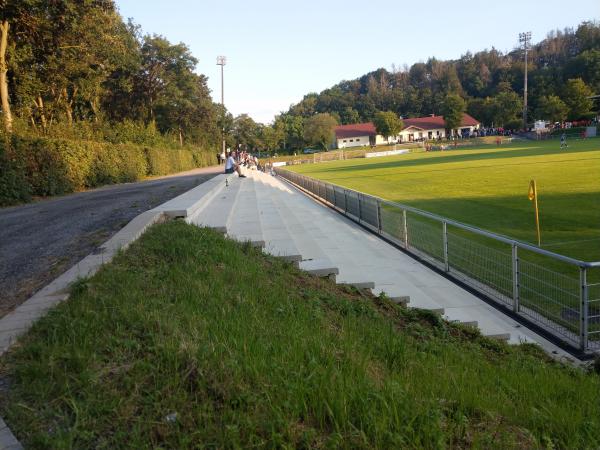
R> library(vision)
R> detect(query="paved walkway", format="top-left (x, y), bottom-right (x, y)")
top-left (0, 165), bottom-right (221, 317)
top-left (188, 169), bottom-right (572, 358)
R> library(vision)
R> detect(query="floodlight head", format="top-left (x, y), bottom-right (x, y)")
top-left (217, 55), bottom-right (227, 66)
top-left (519, 31), bottom-right (532, 44)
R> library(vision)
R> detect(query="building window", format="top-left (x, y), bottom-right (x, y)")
top-left (343, 140), bottom-right (347, 142)
top-left (350, 139), bottom-right (353, 142)
top-left (355, 138), bottom-right (360, 142)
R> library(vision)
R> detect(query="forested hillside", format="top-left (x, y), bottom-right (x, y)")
top-left (0, 0), bottom-right (222, 205)
top-left (287, 21), bottom-right (599, 127)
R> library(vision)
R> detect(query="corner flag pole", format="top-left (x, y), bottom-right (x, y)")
top-left (528, 179), bottom-right (541, 246)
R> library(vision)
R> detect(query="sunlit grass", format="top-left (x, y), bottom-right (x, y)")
top-left (289, 138), bottom-right (600, 262)
top-left (1, 222), bottom-right (599, 448)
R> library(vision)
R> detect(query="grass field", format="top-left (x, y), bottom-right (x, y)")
top-left (287, 138), bottom-right (600, 263)
top-left (1, 222), bottom-right (599, 448)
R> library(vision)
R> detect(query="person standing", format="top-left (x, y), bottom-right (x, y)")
top-left (220, 149), bottom-right (226, 164)
top-left (560, 132), bottom-right (568, 149)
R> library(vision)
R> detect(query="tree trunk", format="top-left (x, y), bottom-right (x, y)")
top-left (0, 20), bottom-right (13, 133)
top-left (62, 87), bottom-right (77, 126)
top-left (34, 96), bottom-right (47, 131)
top-left (178, 127), bottom-right (183, 146)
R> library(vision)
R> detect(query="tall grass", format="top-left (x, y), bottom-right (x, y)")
top-left (1, 222), bottom-right (598, 448)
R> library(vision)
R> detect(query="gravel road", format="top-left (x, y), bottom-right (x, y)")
top-left (0, 165), bottom-right (222, 317)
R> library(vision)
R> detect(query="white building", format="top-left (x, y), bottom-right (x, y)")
top-left (334, 113), bottom-right (480, 148)
top-left (398, 113), bottom-right (480, 142)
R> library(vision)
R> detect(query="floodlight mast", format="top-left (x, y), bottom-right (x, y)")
top-left (217, 56), bottom-right (227, 156)
top-left (519, 32), bottom-right (531, 130)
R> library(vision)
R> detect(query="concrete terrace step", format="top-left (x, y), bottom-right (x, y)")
top-left (260, 176), bottom-right (339, 278)
top-left (274, 172), bottom-right (523, 342)
top-left (154, 174), bottom-right (225, 218)
top-left (226, 176), bottom-right (265, 248)
top-left (252, 172), bottom-right (302, 263)
top-left (187, 176), bottom-right (242, 232)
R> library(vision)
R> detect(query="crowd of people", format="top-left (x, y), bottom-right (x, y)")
top-left (219, 148), bottom-right (264, 178)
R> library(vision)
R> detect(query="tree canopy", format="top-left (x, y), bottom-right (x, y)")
top-left (280, 21), bottom-right (599, 136)
top-left (0, 0), bottom-right (221, 149)
top-left (373, 111), bottom-right (403, 140)
top-left (303, 113), bottom-right (337, 150)
top-left (441, 94), bottom-right (465, 133)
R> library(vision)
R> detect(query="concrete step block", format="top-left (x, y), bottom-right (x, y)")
top-left (339, 281), bottom-right (376, 290)
top-left (390, 296), bottom-right (410, 306)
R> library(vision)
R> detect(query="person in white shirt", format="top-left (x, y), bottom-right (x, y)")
top-left (224, 152), bottom-right (246, 177)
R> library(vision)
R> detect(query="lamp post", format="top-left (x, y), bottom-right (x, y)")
top-left (216, 55), bottom-right (226, 156)
top-left (519, 32), bottom-right (531, 131)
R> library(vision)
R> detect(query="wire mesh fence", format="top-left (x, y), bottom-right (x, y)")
top-left (276, 168), bottom-right (600, 354)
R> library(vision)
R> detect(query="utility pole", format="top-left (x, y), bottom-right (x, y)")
top-left (216, 56), bottom-right (227, 156)
top-left (519, 32), bottom-right (531, 131)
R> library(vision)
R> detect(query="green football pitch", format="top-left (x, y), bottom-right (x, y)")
top-left (287, 138), bottom-right (600, 263)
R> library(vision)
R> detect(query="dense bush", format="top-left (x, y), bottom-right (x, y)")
top-left (0, 142), bottom-right (31, 206)
top-left (0, 135), bottom-right (213, 206)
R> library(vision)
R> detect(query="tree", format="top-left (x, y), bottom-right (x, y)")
top-left (535, 95), bottom-right (568, 123)
top-left (260, 125), bottom-right (284, 152)
top-left (0, 20), bottom-right (12, 132)
top-left (441, 93), bottom-right (465, 135)
top-left (303, 113), bottom-right (337, 150)
top-left (340, 107), bottom-right (360, 125)
top-left (491, 90), bottom-right (521, 127)
top-left (562, 78), bottom-right (594, 120)
top-left (232, 114), bottom-right (260, 150)
top-left (373, 111), bottom-right (403, 142)
top-left (467, 97), bottom-right (494, 126)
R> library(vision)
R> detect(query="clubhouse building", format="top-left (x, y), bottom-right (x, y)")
top-left (335, 113), bottom-right (480, 149)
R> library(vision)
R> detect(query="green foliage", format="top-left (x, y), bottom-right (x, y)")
top-left (0, 134), bottom-right (212, 204)
top-left (2, 0), bottom-right (221, 149)
top-left (441, 93), bottom-right (465, 132)
top-left (373, 111), bottom-right (403, 139)
top-left (282, 21), bottom-right (600, 128)
top-left (144, 147), bottom-right (195, 176)
top-left (0, 140), bottom-right (30, 206)
top-left (492, 90), bottom-right (522, 127)
top-left (2, 222), bottom-right (600, 448)
top-left (303, 113), bottom-right (337, 150)
top-left (563, 78), bottom-right (594, 120)
top-left (536, 95), bottom-right (569, 123)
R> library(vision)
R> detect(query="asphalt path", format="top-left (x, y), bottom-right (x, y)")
top-left (0, 165), bottom-right (222, 317)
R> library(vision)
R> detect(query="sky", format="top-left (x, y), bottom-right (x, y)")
top-left (116, 0), bottom-right (599, 124)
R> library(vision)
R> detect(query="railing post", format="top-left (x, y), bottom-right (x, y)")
top-left (376, 200), bottom-right (382, 234)
top-left (580, 266), bottom-right (589, 351)
top-left (512, 243), bottom-right (519, 313)
top-left (402, 209), bottom-right (408, 249)
top-left (358, 194), bottom-right (362, 223)
top-left (443, 221), bottom-right (449, 272)
top-left (344, 190), bottom-right (348, 216)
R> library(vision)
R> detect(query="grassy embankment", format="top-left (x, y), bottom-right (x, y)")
top-left (1, 221), bottom-right (599, 448)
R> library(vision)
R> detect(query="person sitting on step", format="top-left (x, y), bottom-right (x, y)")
top-left (225, 151), bottom-right (246, 177)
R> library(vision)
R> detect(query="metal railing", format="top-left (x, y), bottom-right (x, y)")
top-left (275, 168), bottom-right (600, 354)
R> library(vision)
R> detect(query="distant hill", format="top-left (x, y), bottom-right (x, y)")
top-left (285, 21), bottom-right (600, 127)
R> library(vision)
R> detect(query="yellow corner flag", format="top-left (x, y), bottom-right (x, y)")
top-left (528, 180), bottom-right (541, 246)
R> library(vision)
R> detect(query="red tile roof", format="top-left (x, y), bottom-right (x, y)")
top-left (335, 122), bottom-right (376, 139)
top-left (335, 113), bottom-right (479, 139)
top-left (403, 113), bottom-right (479, 130)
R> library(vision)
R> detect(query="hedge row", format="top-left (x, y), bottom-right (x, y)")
top-left (0, 135), bottom-right (214, 206)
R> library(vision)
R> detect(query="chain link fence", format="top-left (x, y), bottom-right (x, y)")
top-left (276, 168), bottom-right (600, 354)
